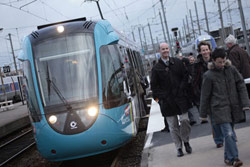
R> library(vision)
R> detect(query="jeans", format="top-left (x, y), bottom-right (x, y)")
top-left (210, 117), bottom-right (224, 145)
top-left (218, 123), bottom-right (239, 162)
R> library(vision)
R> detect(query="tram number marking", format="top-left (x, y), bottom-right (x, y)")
top-left (70, 121), bottom-right (78, 129)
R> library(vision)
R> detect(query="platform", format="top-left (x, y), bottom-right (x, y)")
top-left (0, 102), bottom-right (30, 139)
top-left (141, 100), bottom-right (250, 167)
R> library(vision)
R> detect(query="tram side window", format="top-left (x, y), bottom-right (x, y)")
top-left (23, 61), bottom-right (41, 122)
top-left (100, 45), bottom-right (128, 109)
top-left (126, 49), bottom-right (137, 95)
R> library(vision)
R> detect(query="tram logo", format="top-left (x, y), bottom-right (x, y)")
top-left (70, 121), bottom-right (78, 129)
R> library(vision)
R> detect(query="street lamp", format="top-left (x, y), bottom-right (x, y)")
top-left (84, 0), bottom-right (104, 20)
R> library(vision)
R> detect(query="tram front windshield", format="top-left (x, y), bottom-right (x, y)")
top-left (33, 33), bottom-right (98, 110)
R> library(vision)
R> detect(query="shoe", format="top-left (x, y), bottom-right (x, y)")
top-left (161, 127), bottom-right (170, 132)
top-left (177, 148), bottom-right (184, 157)
top-left (224, 159), bottom-right (232, 166)
top-left (233, 158), bottom-right (243, 167)
top-left (216, 143), bottom-right (223, 148)
top-left (201, 120), bottom-right (208, 124)
top-left (190, 121), bottom-right (196, 126)
top-left (184, 142), bottom-right (192, 154)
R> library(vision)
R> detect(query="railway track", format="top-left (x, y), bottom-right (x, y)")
top-left (0, 128), bottom-right (35, 166)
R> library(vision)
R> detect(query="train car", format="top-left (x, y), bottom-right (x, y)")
top-left (0, 75), bottom-right (21, 103)
top-left (182, 35), bottom-right (217, 57)
top-left (18, 17), bottom-right (147, 161)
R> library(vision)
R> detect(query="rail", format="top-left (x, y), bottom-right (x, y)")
top-left (0, 129), bottom-right (35, 166)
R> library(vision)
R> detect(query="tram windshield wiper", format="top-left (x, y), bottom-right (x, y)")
top-left (46, 63), bottom-right (72, 111)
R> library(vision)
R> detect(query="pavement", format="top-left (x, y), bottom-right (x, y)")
top-left (141, 99), bottom-right (250, 167)
top-left (0, 101), bottom-right (30, 138)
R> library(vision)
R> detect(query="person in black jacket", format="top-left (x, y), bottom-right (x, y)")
top-left (182, 57), bottom-right (197, 126)
top-left (151, 43), bottom-right (192, 157)
top-left (193, 41), bottom-right (224, 148)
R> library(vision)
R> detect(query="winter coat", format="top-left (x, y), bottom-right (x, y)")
top-left (227, 44), bottom-right (250, 79)
top-left (151, 57), bottom-right (192, 117)
top-left (200, 60), bottom-right (250, 124)
top-left (192, 55), bottom-right (211, 105)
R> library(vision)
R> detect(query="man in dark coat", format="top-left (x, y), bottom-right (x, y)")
top-left (151, 43), bottom-right (192, 157)
top-left (200, 48), bottom-right (250, 167)
top-left (225, 34), bottom-right (250, 99)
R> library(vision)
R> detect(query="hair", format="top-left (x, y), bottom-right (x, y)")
top-left (211, 48), bottom-right (227, 60)
top-left (197, 41), bottom-right (211, 52)
top-left (224, 34), bottom-right (237, 44)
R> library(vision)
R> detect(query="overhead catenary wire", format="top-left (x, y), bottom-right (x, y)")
top-left (0, 2), bottom-right (50, 22)
top-left (39, 0), bottom-right (70, 19)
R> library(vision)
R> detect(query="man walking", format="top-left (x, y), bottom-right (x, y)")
top-left (200, 48), bottom-right (250, 167)
top-left (225, 34), bottom-right (250, 98)
top-left (151, 43), bottom-right (192, 157)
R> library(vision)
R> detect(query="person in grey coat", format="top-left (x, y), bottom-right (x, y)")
top-left (200, 48), bottom-right (250, 167)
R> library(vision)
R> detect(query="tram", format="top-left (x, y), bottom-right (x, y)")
top-left (18, 17), bottom-right (147, 161)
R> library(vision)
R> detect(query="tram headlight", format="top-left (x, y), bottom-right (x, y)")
top-left (87, 107), bottom-right (98, 117)
top-left (57, 25), bottom-right (64, 33)
top-left (48, 115), bottom-right (57, 124)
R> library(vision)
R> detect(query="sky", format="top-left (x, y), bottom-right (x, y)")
top-left (0, 0), bottom-right (250, 70)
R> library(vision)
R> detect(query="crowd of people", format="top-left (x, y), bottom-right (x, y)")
top-left (150, 34), bottom-right (250, 167)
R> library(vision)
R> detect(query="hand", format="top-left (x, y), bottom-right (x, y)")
top-left (200, 117), bottom-right (208, 124)
top-left (243, 107), bottom-right (250, 112)
top-left (242, 107), bottom-right (250, 110)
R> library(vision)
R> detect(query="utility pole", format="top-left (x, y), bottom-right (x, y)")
top-left (148, 23), bottom-right (156, 54)
top-left (183, 19), bottom-right (187, 42)
top-left (179, 30), bottom-right (183, 46)
top-left (202, 0), bottom-right (210, 34)
top-left (156, 36), bottom-right (160, 46)
top-left (182, 27), bottom-right (186, 43)
top-left (159, 11), bottom-right (167, 42)
top-left (131, 30), bottom-right (135, 42)
top-left (194, 1), bottom-right (201, 35)
top-left (142, 26), bottom-right (148, 54)
top-left (226, 0), bottom-right (234, 35)
top-left (217, 0), bottom-right (226, 45)
top-left (170, 34), bottom-right (174, 49)
top-left (8, 34), bottom-right (18, 74)
top-left (186, 15), bottom-right (191, 42)
top-left (138, 27), bottom-right (144, 53)
top-left (189, 9), bottom-right (196, 39)
top-left (8, 33), bottom-right (24, 104)
top-left (160, 0), bottom-right (174, 57)
top-left (238, 0), bottom-right (250, 55)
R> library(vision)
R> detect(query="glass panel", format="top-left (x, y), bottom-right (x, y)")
top-left (100, 45), bottom-right (128, 109)
top-left (34, 33), bottom-right (97, 108)
top-left (23, 61), bottom-right (41, 121)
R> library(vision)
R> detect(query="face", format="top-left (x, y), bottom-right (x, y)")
top-left (213, 57), bottom-right (226, 69)
top-left (160, 43), bottom-right (170, 59)
top-left (176, 54), bottom-right (183, 60)
top-left (226, 43), bottom-right (233, 49)
top-left (188, 56), bottom-right (195, 64)
top-left (199, 45), bottom-right (211, 62)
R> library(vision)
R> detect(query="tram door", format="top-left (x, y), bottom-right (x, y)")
top-left (126, 49), bottom-right (145, 118)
